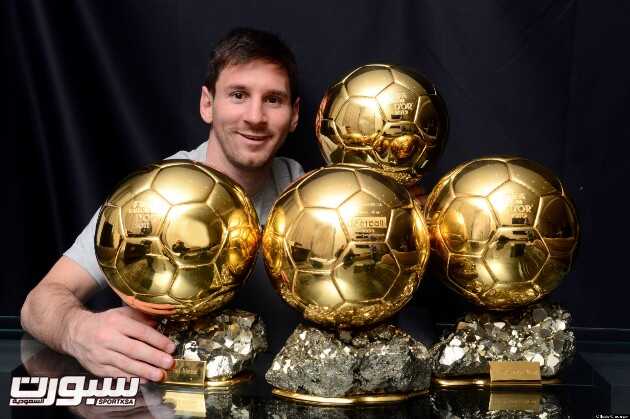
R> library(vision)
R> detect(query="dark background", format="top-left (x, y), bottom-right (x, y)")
top-left (4, 0), bottom-right (630, 331)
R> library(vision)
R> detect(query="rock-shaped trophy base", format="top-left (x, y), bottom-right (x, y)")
top-left (266, 323), bottom-right (431, 400)
top-left (158, 309), bottom-right (267, 380)
top-left (430, 303), bottom-right (575, 378)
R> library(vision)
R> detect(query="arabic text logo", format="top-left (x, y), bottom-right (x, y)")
top-left (9, 376), bottom-right (139, 407)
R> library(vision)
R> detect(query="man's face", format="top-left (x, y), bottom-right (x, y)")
top-left (200, 60), bottom-right (299, 171)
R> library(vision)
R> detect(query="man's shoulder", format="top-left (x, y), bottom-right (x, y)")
top-left (271, 156), bottom-right (304, 183)
top-left (164, 142), bottom-right (207, 162)
top-left (269, 157), bottom-right (305, 196)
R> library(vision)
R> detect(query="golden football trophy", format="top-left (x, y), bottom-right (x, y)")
top-left (263, 164), bottom-right (433, 404)
top-left (94, 160), bottom-right (266, 391)
top-left (424, 156), bottom-right (579, 387)
top-left (315, 63), bottom-right (448, 185)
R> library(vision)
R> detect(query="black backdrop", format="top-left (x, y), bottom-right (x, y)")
top-left (5, 0), bottom-right (630, 330)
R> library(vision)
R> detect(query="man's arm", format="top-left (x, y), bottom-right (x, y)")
top-left (20, 256), bottom-right (175, 382)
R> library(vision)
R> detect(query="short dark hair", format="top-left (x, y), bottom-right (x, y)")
top-left (204, 28), bottom-right (299, 103)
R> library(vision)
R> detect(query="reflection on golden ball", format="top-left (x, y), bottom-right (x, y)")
top-left (425, 157), bottom-right (579, 310)
top-left (262, 165), bottom-right (430, 328)
top-left (315, 64), bottom-right (448, 185)
top-left (95, 160), bottom-right (260, 320)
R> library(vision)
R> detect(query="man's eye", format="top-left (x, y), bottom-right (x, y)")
top-left (266, 96), bottom-right (282, 105)
top-left (230, 91), bottom-right (246, 100)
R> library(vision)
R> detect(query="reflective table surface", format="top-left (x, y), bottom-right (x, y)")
top-left (1, 328), bottom-right (628, 418)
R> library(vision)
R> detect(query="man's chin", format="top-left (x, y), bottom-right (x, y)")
top-left (229, 155), bottom-right (273, 172)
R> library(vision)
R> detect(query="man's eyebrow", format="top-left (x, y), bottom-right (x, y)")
top-left (222, 85), bottom-right (289, 98)
top-left (265, 90), bottom-right (289, 98)
top-left (224, 84), bottom-right (249, 91)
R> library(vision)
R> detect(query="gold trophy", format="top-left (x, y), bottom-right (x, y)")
top-left (424, 157), bottom-right (579, 387)
top-left (262, 164), bottom-right (432, 404)
top-left (315, 63), bottom-right (448, 186)
top-left (94, 160), bottom-right (265, 395)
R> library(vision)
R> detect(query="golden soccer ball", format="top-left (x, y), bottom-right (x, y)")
top-left (262, 164), bottom-right (430, 328)
top-left (425, 157), bottom-right (579, 310)
top-left (315, 64), bottom-right (448, 185)
top-left (95, 160), bottom-right (260, 320)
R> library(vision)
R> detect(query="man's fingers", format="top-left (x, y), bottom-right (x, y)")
top-left (115, 334), bottom-right (174, 371)
top-left (119, 319), bottom-right (176, 355)
top-left (106, 350), bottom-right (166, 383)
top-left (98, 364), bottom-right (148, 385)
top-left (99, 364), bottom-right (135, 380)
top-left (119, 307), bottom-right (158, 326)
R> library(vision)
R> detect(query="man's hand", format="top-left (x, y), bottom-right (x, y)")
top-left (21, 257), bottom-right (177, 383)
top-left (21, 334), bottom-right (176, 419)
top-left (64, 306), bottom-right (176, 382)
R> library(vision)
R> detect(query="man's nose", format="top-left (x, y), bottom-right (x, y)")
top-left (243, 98), bottom-right (267, 126)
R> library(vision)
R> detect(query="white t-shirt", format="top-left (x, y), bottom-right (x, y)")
top-left (64, 141), bottom-right (304, 288)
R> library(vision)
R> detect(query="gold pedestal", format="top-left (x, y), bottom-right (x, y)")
top-left (433, 361), bottom-right (561, 389)
top-left (272, 387), bottom-right (429, 406)
top-left (163, 359), bottom-right (207, 387)
top-left (205, 371), bottom-right (255, 388)
top-left (432, 376), bottom-right (560, 389)
top-left (164, 359), bottom-right (255, 389)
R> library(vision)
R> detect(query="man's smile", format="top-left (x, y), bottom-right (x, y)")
top-left (237, 132), bottom-right (272, 142)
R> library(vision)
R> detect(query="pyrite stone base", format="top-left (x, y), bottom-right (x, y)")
top-left (265, 323), bottom-right (431, 401)
top-left (430, 303), bottom-right (575, 379)
top-left (158, 309), bottom-right (267, 381)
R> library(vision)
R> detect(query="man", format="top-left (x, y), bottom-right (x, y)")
top-left (20, 28), bottom-right (304, 383)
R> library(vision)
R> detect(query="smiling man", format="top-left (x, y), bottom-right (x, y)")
top-left (20, 28), bottom-right (304, 383)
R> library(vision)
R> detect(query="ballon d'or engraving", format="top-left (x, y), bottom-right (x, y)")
top-left (164, 359), bottom-right (207, 386)
top-left (489, 361), bottom-right (541, 382)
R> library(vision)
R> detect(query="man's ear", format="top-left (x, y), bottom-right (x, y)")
top-left (289, 97), bottom-right (300, 133)
top-left (200, 86), bottom-right (213, 124)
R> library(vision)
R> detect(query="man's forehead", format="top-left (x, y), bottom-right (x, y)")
top-left (216, 60), bottom-right (290, 92)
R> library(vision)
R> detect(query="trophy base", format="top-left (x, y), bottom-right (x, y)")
top-left (272, 387), bottom-right (428, 406)
top-left (266, 323), bottom-right (431, 403)
top-left (159, 309), bottom-right (268, 383)
top-left (430, 302), bottom-right (575, 378)
top-left (162, 369), bottom-right (255, 389)
top-left (205, 371), bottom-right (255, 388)
top-left (432, 376), bottom-right (561, 389)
